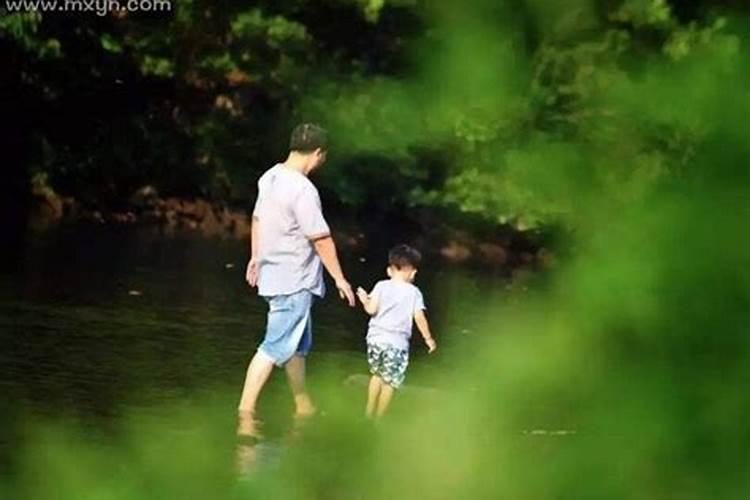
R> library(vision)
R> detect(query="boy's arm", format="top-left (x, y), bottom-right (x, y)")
top-left (414, 310), bottom-right (437, 353)
top-left (312, 235), bottom-right (355, 306)
top-left (245, 216), bottom-right (259, 287)
top-left (356, 287), bottom-right (379, 315)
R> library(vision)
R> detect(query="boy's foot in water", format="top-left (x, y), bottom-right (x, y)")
top-left (293, 394), bottom-right (318, 419)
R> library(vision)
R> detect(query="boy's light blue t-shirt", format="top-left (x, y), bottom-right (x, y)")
top-left (366, 279), bottom-right (425, 351)
top-left (253, 164), bottom-right (330, 298)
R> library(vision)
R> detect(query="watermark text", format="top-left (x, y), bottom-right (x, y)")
top-left (4, 0), bottom-right (172, 16)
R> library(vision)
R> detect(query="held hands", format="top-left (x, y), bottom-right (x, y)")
top-left (336, 278), bottom-right (356, 307)
top-left (356, 287), bottom-right (369, 305)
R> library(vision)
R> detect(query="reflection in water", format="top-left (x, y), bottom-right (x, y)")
top-left (236, 440), bottom-right (286, 478)
top-left (236, 413), bottom-right (312, 478)
top-left (236, 440), bottom-right (259, 477)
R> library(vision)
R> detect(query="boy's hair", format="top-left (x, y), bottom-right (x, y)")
top-left (388, 244), bottom-right (422, 270)
top-left (290, 123), bottom-right (328, 153)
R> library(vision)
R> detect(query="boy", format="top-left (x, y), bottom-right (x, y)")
top-left (356, 244), bottom-right (437, 418)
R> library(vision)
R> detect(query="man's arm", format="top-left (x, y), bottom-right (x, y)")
top-left (245, 217), bottom-right (259, 287)
top-left (414, 310), bottom-right (437, 353)
top-left (312, 235), bottom-right (355, 306)
top-left (292, 186), bottom-right (354, 306)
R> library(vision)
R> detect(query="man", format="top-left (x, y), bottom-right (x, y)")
top-left (238, 123), bottom-right (355, 433)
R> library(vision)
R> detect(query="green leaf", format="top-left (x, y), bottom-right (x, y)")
top-left (100, 33), bottom-right (123, 54)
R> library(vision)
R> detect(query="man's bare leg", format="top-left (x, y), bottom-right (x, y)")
top-left (238, 350), bottom-right (275, 414)
top-left (366, 375), bottom-right (382, 418)
top-left (285, 354), bottom-right (316, 417)
top-left (376, 384), bottom-right (395, 417)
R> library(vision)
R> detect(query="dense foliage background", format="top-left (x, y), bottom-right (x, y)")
top-left (3, 0), bottom-right (747, 228)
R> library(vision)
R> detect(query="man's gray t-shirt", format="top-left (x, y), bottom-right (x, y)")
top-left (252, 164), bottom-right (330, 298)
top-left (366, 279), bottom-right (425, 351)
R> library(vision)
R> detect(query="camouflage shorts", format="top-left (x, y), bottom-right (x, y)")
top-left (367, 343), bottom-right (409, 389)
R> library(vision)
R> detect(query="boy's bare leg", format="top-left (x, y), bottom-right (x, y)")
top-left (366, 375), bottom-right (383, 418)
top-left (285, 354), bottom-right (316, 417)
top-left (238, 350), bottom-right (275, 414)
top-left (376, 384), bottom-right (395, 417)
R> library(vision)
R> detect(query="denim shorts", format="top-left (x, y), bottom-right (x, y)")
top-left (258, 290), bottom-right (313, 367)
top-left (367, 343), bottom-right (409, 389)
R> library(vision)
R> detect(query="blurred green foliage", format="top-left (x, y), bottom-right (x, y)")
top-left (306, 0), bottom-right (747, 228)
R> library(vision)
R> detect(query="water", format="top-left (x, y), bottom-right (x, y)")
top-left (0, 224), bottom-right (510, 467)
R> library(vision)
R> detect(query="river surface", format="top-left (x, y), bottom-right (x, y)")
top-left (0, 224), bottom-right (511, 477)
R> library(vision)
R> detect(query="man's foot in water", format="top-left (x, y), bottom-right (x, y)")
top-left (237, 410), bottom-right (263, 439)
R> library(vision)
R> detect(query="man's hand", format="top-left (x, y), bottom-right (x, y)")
top-left (336, 278), bottom-right (355, 307)
top-left (245, 258), bottom-right (258, 287)
top-left (425, 337), bottom-right (437, 353)
top-left (312, 236), bottom-right (354, 306)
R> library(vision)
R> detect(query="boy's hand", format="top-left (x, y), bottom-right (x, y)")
top-left (356, 287), bottom-right (369, 305)
top-left (425, 337), bottom-right (437, 353)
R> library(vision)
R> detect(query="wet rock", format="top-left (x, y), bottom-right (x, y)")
top-left (109, 211), bottom-right (137, 224)
top-left (198, 208), bottom-right (223, 237)
top-left (141, 209), bottom-right (164, 223)
top-left (164, 208), bottom-right (178, 227)
top-left (129, 185), bottom-right (159, 209)
top-left (30, 174), bottom-right (63, 222)
top-left (81, 210), bottom-right (105, 224)
top-left (225, 212), bottom-right (251, 239)
top-left (193, 199), bottom-right (212, 221)
top-left (163, 197), bottom-right (183, 216)
top-left (477, 242), bottom-right (508, 265)
top-left (440, 240), bottom-right (472, 262)
top-left (61, 197), bottom-right (79, 219)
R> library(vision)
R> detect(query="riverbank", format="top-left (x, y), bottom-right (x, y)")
top-left (29, 182), bottom-right (557, 272)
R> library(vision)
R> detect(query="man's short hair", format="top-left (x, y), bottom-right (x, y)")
top-left (290, 123), bottom-right (328, 153)
top-left (388, 244), bottom-right (422, 270)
